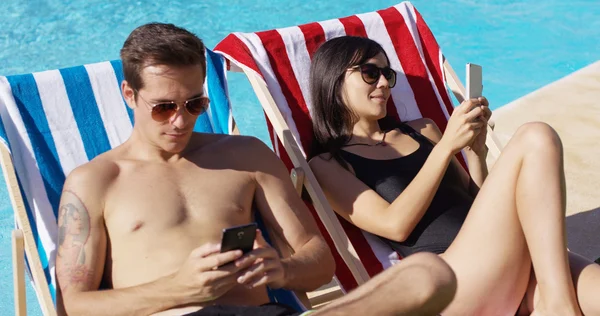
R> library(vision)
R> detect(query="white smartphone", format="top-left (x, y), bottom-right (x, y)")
top-left (466, 63), bottom-right (483, 100)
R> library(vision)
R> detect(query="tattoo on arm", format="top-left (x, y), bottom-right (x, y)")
top-left (57, 191), bottom-right (94, 290)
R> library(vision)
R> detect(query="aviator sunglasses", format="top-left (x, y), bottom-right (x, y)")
top-left (136, 92), bottom-right (210, 122)
top-left (349, 63), bottom-right (397, 88)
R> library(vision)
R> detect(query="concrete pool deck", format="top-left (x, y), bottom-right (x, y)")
top-left (487, 60), bottom-right (600, 261)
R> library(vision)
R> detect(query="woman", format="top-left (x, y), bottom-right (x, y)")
top-left (308, 36), bottom-right (600, 316)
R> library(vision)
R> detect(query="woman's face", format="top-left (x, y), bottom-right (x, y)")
top-left (340, 52), bottom-right (392, 122)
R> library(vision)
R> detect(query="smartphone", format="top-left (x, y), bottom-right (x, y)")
top-left (466, 63), bottom-right (483, 99)
top-left (220, 223), bottom-right (257, 254)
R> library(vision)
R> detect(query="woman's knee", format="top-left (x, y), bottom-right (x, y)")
top-left (513, 122), bottom-right (563, 152)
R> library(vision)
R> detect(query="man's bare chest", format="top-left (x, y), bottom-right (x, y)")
top-left (103, 166), bottom-right (256, 235)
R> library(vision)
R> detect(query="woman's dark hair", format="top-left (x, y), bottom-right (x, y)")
top-left (309, 36), bottom-right (397, 168)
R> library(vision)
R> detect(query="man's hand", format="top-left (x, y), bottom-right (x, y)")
top-left (235, 230), bottom-right (287, 289)
top-left (170, 243), bottom-right (254, 304)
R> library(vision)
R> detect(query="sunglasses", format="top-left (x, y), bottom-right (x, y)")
top-left (349, 63), bottom-right (397, 88)
top-left (136, 92), bottom-right (210, 122)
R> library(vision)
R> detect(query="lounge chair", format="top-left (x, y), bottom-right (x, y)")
top-left (214, 0), bottom-right (504, 296)
top-left (0, 49), bottom-right (304, 315)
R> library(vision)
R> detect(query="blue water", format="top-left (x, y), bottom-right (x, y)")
top-left (1, 0), bottom-right (599, 313)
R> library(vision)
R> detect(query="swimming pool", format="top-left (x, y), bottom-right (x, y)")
top-left (1, 0), bottom-right (599, 313)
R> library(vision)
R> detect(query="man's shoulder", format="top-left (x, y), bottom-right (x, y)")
top-left (189, 132), bottom-right (270, 156)
top-left (187, 133), bottom-right (278, 173)
top-left (65, 152), bottom-right (120, 192)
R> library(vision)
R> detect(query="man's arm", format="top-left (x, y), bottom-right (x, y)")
top-left (57, 163), bottom-right (179, 315)
top-left (243, 137), bottom-right (335, 292)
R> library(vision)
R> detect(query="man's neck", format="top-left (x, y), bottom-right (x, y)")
top-left (126, 129), bottom-right (187, 163)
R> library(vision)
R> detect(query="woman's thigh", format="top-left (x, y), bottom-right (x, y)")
top-left (440, 137), bottom-right (535, 315)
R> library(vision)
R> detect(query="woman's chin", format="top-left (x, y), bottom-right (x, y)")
top-left (369, 112), bottom-right (387, 121)
top-left (357, 108), bottom-right (386, 121)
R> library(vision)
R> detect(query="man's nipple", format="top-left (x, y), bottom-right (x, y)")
top-left (131, 221), bottom-right (144, 232)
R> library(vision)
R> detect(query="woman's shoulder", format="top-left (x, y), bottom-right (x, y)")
top-left (309, 151), bottom-right (356, 175)
top-left (308, 152), bottom-right (335, 168)
top-left (404, 117), bottom-right (437, 130)
top-left (404, 118), bottom-right (443, 142)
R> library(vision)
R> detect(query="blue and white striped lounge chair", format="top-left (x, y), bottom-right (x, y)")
top-left (0, 49), bottom-right (305, 315)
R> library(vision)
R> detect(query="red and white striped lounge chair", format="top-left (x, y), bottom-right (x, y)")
top-left (215, 0), bottom-right (503, 297)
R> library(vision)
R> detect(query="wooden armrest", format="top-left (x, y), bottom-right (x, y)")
top-left (290, 167), bottom-right (305, 196)
top-left (307, 282), bottom-right (344, 308)
top-left (13, 229), bottom-right (26, 316)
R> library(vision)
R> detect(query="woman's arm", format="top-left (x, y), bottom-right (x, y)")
top-left (409, 119), bottom-right (487, 197)
top-left (309, 138), bottom-right (454, 243)
top-left (463, 147), bottom-right (488, 196)
top-left (462, 101), bottom-right (492, 195)
top-left (309, 102), bottom-right (485, 242)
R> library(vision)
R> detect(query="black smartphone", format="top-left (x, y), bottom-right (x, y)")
top-left (220, 223), bottom-right (258, 254)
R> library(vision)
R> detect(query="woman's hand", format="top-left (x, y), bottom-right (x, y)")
top-left (468, 97), bottom-right (492, 156)
top-left (438, 98), bottom-right (487, 155)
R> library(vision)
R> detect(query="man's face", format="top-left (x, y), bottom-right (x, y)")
top-left (124, 64), bottom-right (206, 154)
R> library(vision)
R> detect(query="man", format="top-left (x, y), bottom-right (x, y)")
top-left (56, 23), bottom-right (456, 316)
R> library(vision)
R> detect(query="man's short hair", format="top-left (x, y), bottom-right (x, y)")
top-left (120, 23), bottom-right (206, 93)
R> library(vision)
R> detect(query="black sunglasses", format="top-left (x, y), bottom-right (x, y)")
top-left (349, 63), bottom-right (397, 88)
top-left (136, 92), bottom-right (210, 122)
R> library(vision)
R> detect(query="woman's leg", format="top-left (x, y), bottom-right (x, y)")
top-left (519, 252), bottom-right (600, 315)
top-left (439, 122), bottom-right (580, 315)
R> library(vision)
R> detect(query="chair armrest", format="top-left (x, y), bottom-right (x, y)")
top-left (13, 229), bottom-right (26, 316)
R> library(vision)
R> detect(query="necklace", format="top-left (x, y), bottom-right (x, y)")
top-left (344, 130), bottom-right (389, 147)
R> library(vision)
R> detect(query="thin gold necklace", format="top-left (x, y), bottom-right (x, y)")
top-left (344, 130), bottom-right (389, 147)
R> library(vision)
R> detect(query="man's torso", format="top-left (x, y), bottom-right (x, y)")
top-left (97, 134), bottom-right (272, 312)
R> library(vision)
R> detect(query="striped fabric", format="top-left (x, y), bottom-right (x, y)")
top-left (215, 1), bottom-right (461, 291)
top-left (0, 49), bottom-right (303, 312)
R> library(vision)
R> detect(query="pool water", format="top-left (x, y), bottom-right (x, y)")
top-left (1, 0), bottom-right (599, 313)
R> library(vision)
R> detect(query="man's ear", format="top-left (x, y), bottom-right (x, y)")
top-left (121, 80), bottom-right (136, 109)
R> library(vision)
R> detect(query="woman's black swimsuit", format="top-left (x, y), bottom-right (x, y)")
top-left (339, 123), bottom-right (473, 256)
